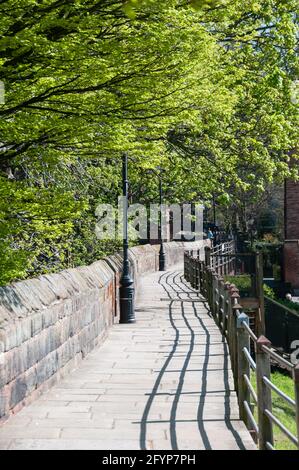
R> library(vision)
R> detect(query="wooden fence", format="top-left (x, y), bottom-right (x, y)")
top-left (184, 248), bottom-right (299, 450)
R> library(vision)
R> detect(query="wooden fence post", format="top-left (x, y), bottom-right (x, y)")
top-left (195, 259), bottom-right (199, 290)
top-left (209, 268), bottom-right (214, 314)
top-left (198, 261), bottom-right (203, 294)
top-left (191, 256), bottom-right (194, 287)
top-left (213, 274), bottom-right (217, 319)
top-left (255, 252), bottom-right (265, 337)
top-left (218, 276), bottom-right (224, 326)
top-left (206, 265), bottom-right (209, 301)
top-left (205, 266), bottom-right (209, 304)
top-left (187, 253), bottom-right (191, 283)
top-left (199, 262), bottom-right (203, 295)
top-left (255, 335), bottom-right (274, 450)
top-left (193, 258), bottom-right (196, 289)
top-left (204, 266), bottom-right (208, 302)
top-left (294, 364), bottom-right (299, 450)
top-left (230, 287), bottom-right (241, 379)
top-left (227, 284), bottom-right (235, 366)
top-left (212, 273), bottom-right (219, 318)
top-left (184, 253), bottom-right (188, 281)
top-left (237, 312), bottom-right (251, 427)
top-left (205, 246), bottom-right (211, 266)
top-left (222, 282), bottom-right (231, 336)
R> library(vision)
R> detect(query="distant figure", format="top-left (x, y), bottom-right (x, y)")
top-left (286, 293), bottom-right (292, 302)
top-left (207, 229), bottom-right (214, 242)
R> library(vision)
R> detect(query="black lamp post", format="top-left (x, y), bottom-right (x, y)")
top-left (158, 174), bottom-right (166, 271)
top-left (119, 153), bottom-right (135, 324)
top-left (212, 193), bottom-right (216, 226)
top-left (144, 167), bottom-right (166, 270)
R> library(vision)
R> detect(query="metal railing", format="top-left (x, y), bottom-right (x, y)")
top-left (208, 240), bottom-right (235, 275)
top-left (184, 249), bottom-right (299, 450)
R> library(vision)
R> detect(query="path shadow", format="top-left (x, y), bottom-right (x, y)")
top-left (139, 270), bottom-right (248, 450)
top-left (139, 271), bottom-right (213, 449)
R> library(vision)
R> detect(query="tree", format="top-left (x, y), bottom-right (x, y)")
top-left (0, 0), bottom-right (298, 283)
top-left (163, 0), bottom-right (298, 217)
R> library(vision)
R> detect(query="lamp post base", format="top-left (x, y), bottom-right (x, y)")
top-left (119, 281), bottom-right (135, 323)
top-left (159, 244), bottom-right (166, 271)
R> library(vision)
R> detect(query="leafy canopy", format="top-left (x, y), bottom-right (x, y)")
top-left (0, 0), bottom-right (298, 283)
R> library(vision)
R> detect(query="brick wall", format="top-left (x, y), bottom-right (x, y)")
top-left (285, 179), bottom-right (299, 240)
top-left (284, 179), bottom-right (299, 288)
top-left (283, 241), bottom-right (299, 288)
top-left (0, 241), bottom-right (206, 421)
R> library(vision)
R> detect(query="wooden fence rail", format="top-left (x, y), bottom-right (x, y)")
top-left (184, 247), bottom-right (299, 451)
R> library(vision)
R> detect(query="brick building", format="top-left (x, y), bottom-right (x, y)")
top-left (283, 178), bottom-right (299, 290)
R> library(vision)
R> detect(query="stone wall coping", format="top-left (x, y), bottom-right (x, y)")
top-left (0, 241), bottom-right (205, 325)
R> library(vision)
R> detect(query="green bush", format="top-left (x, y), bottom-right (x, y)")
top-left (225, 275), bottom-right (277, 301)
top-left (224, 275), bottom-right (251, 291)
top-left (277, 299), bottom-right (299, 313)
top-left (263, 284), bottom-right (276, 300)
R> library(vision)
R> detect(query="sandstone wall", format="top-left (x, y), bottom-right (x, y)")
top-left (0, 241), bottom-right (206, 421)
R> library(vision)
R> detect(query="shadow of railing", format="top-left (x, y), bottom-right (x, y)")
top-left (139, 270), bottom-right (245, 450)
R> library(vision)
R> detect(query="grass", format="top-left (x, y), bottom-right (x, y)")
top-left (251, 370), bottom-right (297, 450)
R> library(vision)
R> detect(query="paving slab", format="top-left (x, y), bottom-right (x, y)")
top-left (0, 267), bottom-right (256, 450)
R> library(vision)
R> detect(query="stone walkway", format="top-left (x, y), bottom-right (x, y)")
top-left (0, 268), bottom-right (256, 450)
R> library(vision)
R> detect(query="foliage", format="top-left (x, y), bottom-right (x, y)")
top-left (277, 298), bottom-right (299, 313)
top-left (0, 1), bottom-right (298, 283)
top-left (225, 275), bottom-right (276, 299)
top-left (264, 281), bottom-right (299, 311)
top-left (261, 233), bottom-right (280, 244)
top-left (263, 283), bottom-right (276, 300)
top-left (224, 274), bottom-right (251, 291)
top-left (0, 175), bottom-right (87, 283)
top-left (193, 0), bottom-right (299, 229)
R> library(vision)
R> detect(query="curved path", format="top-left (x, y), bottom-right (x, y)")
top-left (0, 268), bottom-right (256, 450)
